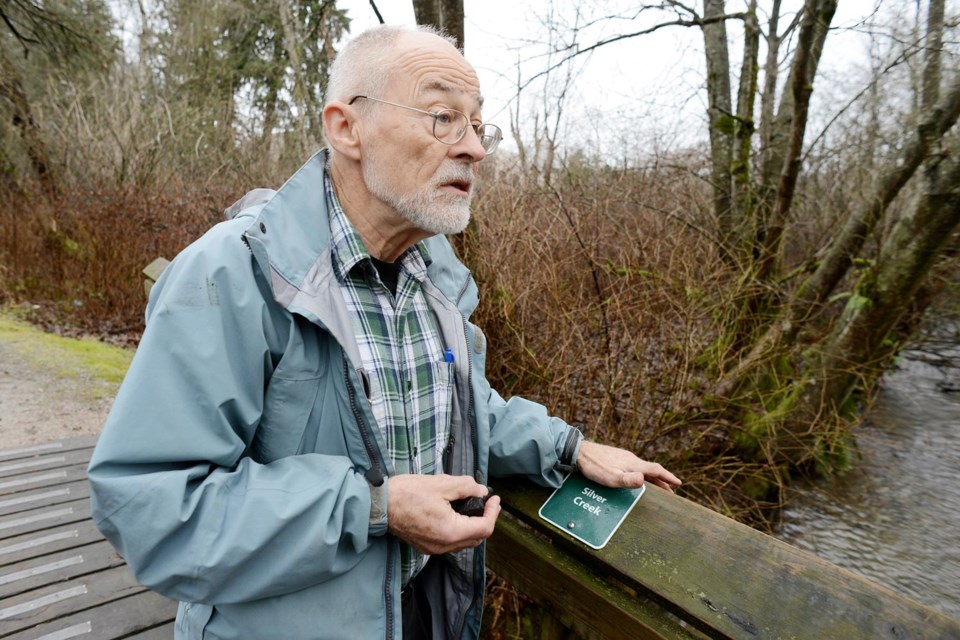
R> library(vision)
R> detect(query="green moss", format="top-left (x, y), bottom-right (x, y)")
top-left (812, 431), bottom-right (857, 476)
top-left (847, 293), bottom-right (873, 311)
top-left (739, 474), bottom-right (773, 500)
top-left (0, 310), bottom-right (133, 395)
top-left (734, 381), bottom-right (806, 456)
top-left (713, 114), bottom-right (738, 135)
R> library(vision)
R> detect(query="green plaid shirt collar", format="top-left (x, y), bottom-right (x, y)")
top-left (325, 180), bottom-right (431, 286)
top-left (324, 170), bottom-right (450, 587)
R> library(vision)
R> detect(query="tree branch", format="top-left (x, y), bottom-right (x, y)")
top-left (517, 12), bottom-right (747, 95)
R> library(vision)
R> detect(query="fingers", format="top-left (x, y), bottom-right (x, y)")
top-left (652, 478), bottom-right (676, 492)
top-left (387, 474), bottom-right (500, 556)
top-left (441, 474), bottom-right (489, 501)
top-left (643, 463), bottom-right (682, 489)
top-left (618, 470), bottom-right (646, 489)
top-left (577, 441), bottom-right (682, 490)
top-left (482, 494), bottom-right (501, 518)
top-left (454, 494), bottom-right (500, 542)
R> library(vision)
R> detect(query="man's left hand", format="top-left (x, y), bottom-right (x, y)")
top-left (576, 441), bottom-right (681, 492)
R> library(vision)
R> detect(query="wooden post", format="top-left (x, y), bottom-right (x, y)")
top-left (142, 257), bottom-right (170, 297)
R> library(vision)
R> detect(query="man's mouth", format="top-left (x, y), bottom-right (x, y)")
top-left (441, 178), bottom-right (472, 195)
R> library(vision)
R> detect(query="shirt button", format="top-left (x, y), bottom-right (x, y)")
top-left (407, 379), bottom-right (412, 392)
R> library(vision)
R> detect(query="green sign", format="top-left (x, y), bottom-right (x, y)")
top-left (538, 474), bottom-right (646, 549)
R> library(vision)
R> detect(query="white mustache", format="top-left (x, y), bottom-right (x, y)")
top-left (433, 163), bottom-right (477, 192)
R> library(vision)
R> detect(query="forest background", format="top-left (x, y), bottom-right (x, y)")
top-left (1, 0), bottom-right (959, 538)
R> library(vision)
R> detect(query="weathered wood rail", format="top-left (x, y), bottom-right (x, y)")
top-left (2, 436), bottom-right (958, 639)
top-left (487, 480), bottom-right (960, 640)
top-left (0, 437), bottom-right (176, 639)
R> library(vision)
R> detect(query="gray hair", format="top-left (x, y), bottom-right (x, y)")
top-left (325, 24), bottom-right (459, 108)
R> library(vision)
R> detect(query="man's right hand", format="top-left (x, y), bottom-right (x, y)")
top-left (386, 474), bottom-right (501, 554)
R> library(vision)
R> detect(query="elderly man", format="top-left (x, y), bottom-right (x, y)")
top-left (88, 25), bottom-right (680, 640)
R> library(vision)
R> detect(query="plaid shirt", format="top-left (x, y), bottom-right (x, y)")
top-left (325, 172), bottom-right (453, 586)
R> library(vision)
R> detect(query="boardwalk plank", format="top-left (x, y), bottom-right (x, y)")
top-left (0, 521), bottom-right (103, 568)
top-left (126, 622), bottom-right (175, 639)
top-left (0, 565), bottom-right (149, 635)
top-left (0, 465), bottom-right (89, 498)
top-left (0, 500), bottom-right (92, 541)
top-left (0, 451), bottom-right (94, 481)
top-left (2, 590), bottom-right (176, 640)
top-left (0, 438), bottom-right (97, 464)
top-left (0, 480), bottom-right (90, 517)
top-left (0, 540), bottom-right (124, 600)
top-left (0, 439), bottom-right (181, 639)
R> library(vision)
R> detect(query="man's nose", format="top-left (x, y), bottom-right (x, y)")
top-left (449, 126), bottom-right (486, 163)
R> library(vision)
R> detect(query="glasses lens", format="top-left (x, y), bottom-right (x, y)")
top-left (433, 110), bottom-right (469, 144)
top-left (476, 124), bottom-right (502, 154)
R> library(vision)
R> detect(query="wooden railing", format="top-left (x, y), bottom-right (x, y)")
top-left (487, 479), bottom-right (960, 640)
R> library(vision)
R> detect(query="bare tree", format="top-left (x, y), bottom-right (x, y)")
top-left (511, 0), bottom-right (960, 472)
top-left (0, 0), bottom-right (110, 192)
top-left (412, 0), bottom-right (464, 49)
top-left (773, 0), bottom-right (958, 461)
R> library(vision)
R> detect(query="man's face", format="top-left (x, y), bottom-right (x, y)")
top-left (360, 33), bottom-right (487, 235)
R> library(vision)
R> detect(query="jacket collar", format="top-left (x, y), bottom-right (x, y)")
top-left (233, 149), bottom-right (478, 319)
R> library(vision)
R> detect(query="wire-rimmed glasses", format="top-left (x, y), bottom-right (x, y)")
top-left (349, 95), bottom-right (502, 155)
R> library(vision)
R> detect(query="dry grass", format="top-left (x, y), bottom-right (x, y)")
top-left (465, 160), bottom-right (785, 523)
top-left (0, 184), bottom-right (239, 342)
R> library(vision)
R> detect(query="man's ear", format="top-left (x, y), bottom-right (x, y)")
top-left (322, 101), bottom-right (362, 161)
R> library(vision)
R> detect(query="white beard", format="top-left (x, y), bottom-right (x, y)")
top-left (364, 159), bottom-right (476, 235)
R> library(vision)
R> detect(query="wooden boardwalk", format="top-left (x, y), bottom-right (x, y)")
top-left (0, 437), bottom-right (176, 639)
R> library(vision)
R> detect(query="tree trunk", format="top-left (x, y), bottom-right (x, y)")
top-left (412, 0), bottom-right (464, 49)
top-left (0, 47), bottom-right (57, 193)
top-left (278, 0), bottom-right (318, 155)
top-left (755, 0), bottom-right (837, 282)
top-left (718, 73), bottom-right (960, 397)
top-left (717, 2), bottom-right (960, 398)
top-left (731, 0), bottom-right (760, 255)
top-left (701, 0), bottom-right (734, 258)
top-left (757, 0), bottom-right (782, 196)
top-left (778, 152), bottom-right (960, 463)
top-left (752, 0), bottom-right (957, 465)
top-left (921, 0), bottom-right (944, 113)
top-left (720, 0), bottom-right (835, 363)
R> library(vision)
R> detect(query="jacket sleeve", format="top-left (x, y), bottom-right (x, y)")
top-left (482, 376), bottom-right (575, 489)
top-left (87, 221), bottom-right (376, 605)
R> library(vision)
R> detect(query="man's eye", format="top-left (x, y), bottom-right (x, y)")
top-left (435, 112), bottom-right (454, 125)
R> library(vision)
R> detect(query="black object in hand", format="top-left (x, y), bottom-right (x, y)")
top-left (451, 488), bottom-right (494, 517)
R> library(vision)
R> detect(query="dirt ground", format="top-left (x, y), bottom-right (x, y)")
top-left (0, 326), bottom-right (119, 449)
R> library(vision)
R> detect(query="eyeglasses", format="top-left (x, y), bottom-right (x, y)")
top-left (349, 95), bottom-right (502, 155)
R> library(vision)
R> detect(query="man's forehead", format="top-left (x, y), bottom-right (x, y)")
top-left (388, 32), bottom-right (484, 107)
top-left (418, 79), bottom-right (484, 109)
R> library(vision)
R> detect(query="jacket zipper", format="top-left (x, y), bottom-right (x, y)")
top-left (454, 276), bottom-right (477, 477)
top-left (342, 356), bottom-right (393, 639)
top-left (453, 312), bottom-right (479, 640)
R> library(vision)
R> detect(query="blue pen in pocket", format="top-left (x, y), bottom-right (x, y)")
top-left (443, 348), bottom-right (455, 364)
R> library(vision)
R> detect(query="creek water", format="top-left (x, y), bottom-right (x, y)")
top-left (776, 324), bottom-right (960, 620)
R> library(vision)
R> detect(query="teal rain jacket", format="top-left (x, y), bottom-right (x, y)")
top-left (87, 151), bottom-right (576, 640)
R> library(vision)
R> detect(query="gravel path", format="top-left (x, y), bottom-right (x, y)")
top-left (0, 335), bottom-right (116, 449)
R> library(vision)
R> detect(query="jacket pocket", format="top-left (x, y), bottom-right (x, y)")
top-left (250, 377), bottom-right (322, 463)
